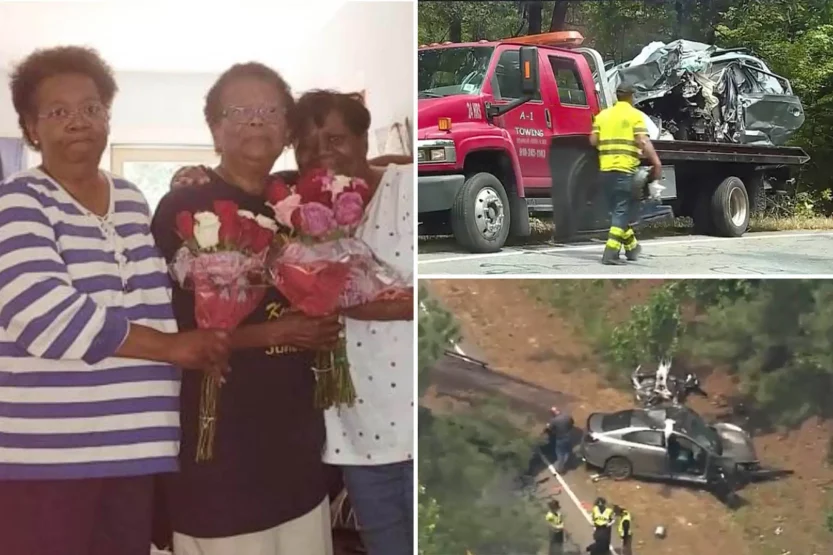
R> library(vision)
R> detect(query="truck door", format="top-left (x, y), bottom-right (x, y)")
top-left (482, 45), bottom-right (552, 184)
top-left (542, 53), bottom-right (595, 135)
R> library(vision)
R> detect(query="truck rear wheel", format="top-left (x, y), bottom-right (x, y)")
top-left (450, 172), bottom-right (511, 253)
top-left (711, 176), bottom-right (750, 237)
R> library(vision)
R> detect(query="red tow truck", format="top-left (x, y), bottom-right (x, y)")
top-left (417, 32), bottom-right (809, 253)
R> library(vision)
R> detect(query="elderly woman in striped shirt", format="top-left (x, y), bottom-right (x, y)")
top-left (0, 46), bottom-right (230, 555)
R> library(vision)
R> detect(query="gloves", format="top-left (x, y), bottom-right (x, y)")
top-left (647, 180), bottom-right (666, 201)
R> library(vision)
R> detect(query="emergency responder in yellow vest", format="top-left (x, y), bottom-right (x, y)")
top-left (614, 505), bottom-right (633, 555)
top-left (590, 497), bottom-right (614, 550)
top-left (590, 82), bottom-right (662, 265)
top-left (545, 499), bottom-right (565, 555)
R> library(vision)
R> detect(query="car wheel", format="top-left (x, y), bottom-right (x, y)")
top-left (604, 456), bottom-right (633, 480)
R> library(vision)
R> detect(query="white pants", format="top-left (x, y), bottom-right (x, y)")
top-left (172, 496), bottom-right (333, 555)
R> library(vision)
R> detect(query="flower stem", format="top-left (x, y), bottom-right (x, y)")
top-left (195, 375), bottom-right (219, 462)
top-left (313, 337), bottom-right (356, 410)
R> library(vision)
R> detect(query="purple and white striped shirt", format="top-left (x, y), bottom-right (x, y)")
top-left (0, 169), bottom-right (180, 480)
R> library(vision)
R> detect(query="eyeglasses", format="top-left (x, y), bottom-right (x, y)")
top-left (38, 102), bottom-right (109, 122)
top-left (222, 105), bottom-right (285, 124)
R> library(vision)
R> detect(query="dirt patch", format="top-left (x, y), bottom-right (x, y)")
top-left (427, 279), bottom-right (833, 555)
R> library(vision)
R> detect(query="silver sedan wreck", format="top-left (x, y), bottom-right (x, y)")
top-left (579, 406), bottom-right (790, 501)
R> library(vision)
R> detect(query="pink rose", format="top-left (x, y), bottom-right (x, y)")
top-left (334, 191), bottom-right (365, 228)
top-left (270, 193), bottom-right (302, 229)
top-left (299, 202), bottom-right (337, 238)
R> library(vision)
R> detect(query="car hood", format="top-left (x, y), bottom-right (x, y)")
top-left (713, 422), bottom-right (758, 463)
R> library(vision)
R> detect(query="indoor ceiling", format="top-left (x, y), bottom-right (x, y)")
top-left (0, 0), bottom-right (348, 75)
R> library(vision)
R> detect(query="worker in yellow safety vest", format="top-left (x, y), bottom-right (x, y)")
top-left (614, 505), bottom-right (633, 555)
top-left (545, 499), bottom-right (565, 554)
top-left (590, 496), bottom-right (614, 551)
top-left (590, 81), bottom-right (662, 265)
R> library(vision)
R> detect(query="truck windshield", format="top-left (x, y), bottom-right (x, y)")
top-left (418, 46), bottom-right (494, 98)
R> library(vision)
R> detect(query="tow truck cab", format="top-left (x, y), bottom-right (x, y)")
top-left (418, 32), bottom-right (809, 253)
top-left (417, 31), bottom-right (613, 252)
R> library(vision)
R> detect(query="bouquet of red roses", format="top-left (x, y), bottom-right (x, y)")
top-left (171, 199), bottom-right (277, 461)
top-left (265, 169), bottom-right (409, 409)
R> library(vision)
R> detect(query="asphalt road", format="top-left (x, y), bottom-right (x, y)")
top-left (418, 230), bottom-right (833, 276)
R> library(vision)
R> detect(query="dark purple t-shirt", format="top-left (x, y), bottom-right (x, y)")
top-left (150, 171), bottom-right (326, 538)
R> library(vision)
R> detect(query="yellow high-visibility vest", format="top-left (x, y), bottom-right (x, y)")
top-left (546, 510), bottom-right (564, 530)
top-left (618, 511), bottom-right (632, 538)
top-left (592, 101), bottom-right (648, 174)
top-left (592, 505), bottom-right (614, 526)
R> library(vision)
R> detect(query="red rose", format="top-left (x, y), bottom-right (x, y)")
top-left (238, 217), bottom-right (260, 250)
top-left (218, 213), bottom-right (241, 246)
top-left (175, 211), bottom-right (194, 240)
top-left (296, 168), bottom-right (333, 208)
top-left (345, 177), bottom-right (372, 205)
top-left (213, 200), bottom-right (239, 219)
top-left (290, 207), bottom-right (303, 230)
top-left (250, 226), bottom-right (275, 253)
top-left (266, 177), bottom-right (292, 204)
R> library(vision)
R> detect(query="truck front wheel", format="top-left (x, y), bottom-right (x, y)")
top-left (711, 176), bottom-right (750, 237)
top-left (450, 172), bottom-right (511, 253)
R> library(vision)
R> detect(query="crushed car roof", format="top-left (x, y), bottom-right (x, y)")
top-left (607, 39), bottom-right (805, 146)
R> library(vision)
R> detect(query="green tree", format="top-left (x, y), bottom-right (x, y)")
top-left (716, 0), bottom-right (833, 204)
top-left (418, 284), bottom-right (460, 396)
top-left (418, 290), bottom-right (546, 554)
top-left (682, 280), bottom-right (833, 428)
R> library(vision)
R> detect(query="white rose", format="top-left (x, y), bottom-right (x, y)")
top-left (330, 174), bottom-right (352, 196)
top-left (255, 214), bottom-right (278, 232)
top-left (237, 209), bottom-right (256, 220)
top-left (193, 212), bottom-right (221, 249)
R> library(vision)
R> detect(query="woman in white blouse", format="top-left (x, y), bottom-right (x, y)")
top-left (291, 91), bottom-right (414, 555)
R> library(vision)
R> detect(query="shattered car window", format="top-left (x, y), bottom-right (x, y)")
top-left (608, 39), bottom-right (805, 145)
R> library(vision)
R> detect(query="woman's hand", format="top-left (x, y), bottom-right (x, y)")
top-left (342, 292), bottom-right (414, 321)
top-left (232, 312), bottom-right (343, 351)
top-left (170, 165), bottom-right (211, 188)
top-left (166, 329), bottom-right (231, 379)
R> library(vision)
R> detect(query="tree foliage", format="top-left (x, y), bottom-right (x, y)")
top-left (418, 290), bottom-right (546, 555)
top-left (418, 0), bottom-right (833, 206)
top-left (598, 280), bottom-right (833, 431)
top-left (681, 280), bottom-right (833, 428)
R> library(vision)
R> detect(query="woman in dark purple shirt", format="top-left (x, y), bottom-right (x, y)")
top-left (151, 62), bottom-right (340, 555)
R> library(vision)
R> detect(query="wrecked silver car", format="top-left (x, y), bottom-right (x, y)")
top-left (608, 40), bottom-right (805, 146)
top-left (580, 406), bottom-right (791, 500)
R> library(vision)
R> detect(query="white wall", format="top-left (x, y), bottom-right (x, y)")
top-left (299, 1), bottom-right (414, 148)
top-left (0, 1), bottom-right (413, 168)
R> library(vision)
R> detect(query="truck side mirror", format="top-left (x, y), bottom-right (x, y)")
top-left (519, 46), bottom-right (539, 96)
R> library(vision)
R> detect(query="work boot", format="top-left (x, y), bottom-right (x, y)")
top-left (601, 247), bottom-right (621, 265)
top-left (625, 243), bottom-right (642, 261)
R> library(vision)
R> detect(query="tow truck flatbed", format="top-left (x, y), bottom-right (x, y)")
top-left (653, 140), bottom-right (809, 165)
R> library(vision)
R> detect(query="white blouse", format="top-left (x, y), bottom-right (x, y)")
top-left (322, 164), bottom-right (414, 466)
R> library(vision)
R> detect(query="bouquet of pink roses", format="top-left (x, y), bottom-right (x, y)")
top-left (265, 169), bottom-right (409, 409)
top-left (170, 199), bottom-right (276, 461)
